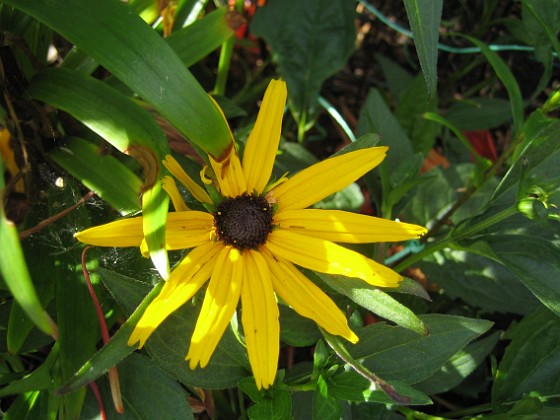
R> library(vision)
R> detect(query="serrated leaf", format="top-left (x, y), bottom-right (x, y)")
top-left (313, 375), bottom-right (342, 420)
top-left (246, 388), bottom-right (292, 420)
top-left (445, 98), bottom-right (512, 131)
top-left (251, 0), bottom-right (355, 124)
top-left (403, 0), bottom-right (443, 96)
top-left (493, 308), bottom-right (560, 402)
top-left (351, 314), bottom-right (493, 384)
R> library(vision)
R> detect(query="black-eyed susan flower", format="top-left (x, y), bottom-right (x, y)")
top-left (75, 79), bottom-right (427, 389)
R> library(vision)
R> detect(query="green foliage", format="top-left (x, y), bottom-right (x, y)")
top-left (1, 1), bottom-right (560, 418)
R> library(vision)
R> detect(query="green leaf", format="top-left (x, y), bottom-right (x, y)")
top-left (420, 249), bottom-right (539, 315)
top-left (351, 314), bottom-right (493, 384)
top-left (97, 267), bottom-right (250, 389)
top-left (403, 0), bottom-right (443, 96)
top-left (8, 0), bottom-right (233, 158)
top-left (251, 0), bottom-right (356, 123)
top-left (493, 308), bottom-right (560, 402)
top-left (313, 375), bottom-right (342, 420)
top-left (56, 279), bottom-right (164, 395)
top-left (395, 75), bottom-right (439, 153)
top-left (461, 35), bottom-right (524, 136)
top-left (0, 162), bottom-right (54, 336)
top-left (445, 98), bottom-right (513, 131)
top-left (279, 305), bottom-right (321, 347)
top-left (166, 7), bottom-right (235, 68)
top-left (357, 89), bottom-right (414, 168)
top-left (316, 273), bottom-right (428, 336)
top-left (29, 68), bottom-right (171, 277)
top-left (80, 353), bottom-right (194, 420)
top-left (50, 137), bottom-right (142, 215)
top-left (241, 381), bottom-right (292, 420)
top-left (479, 235), bottom-right (560, 317)
top-left (28, 68), bottom-right (168, 156)
top-left (415, 331), bottom-right (500, 395)
top-left (494, 120), bottom-right (560, 199)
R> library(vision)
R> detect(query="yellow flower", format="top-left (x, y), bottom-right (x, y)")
top-left (75, 79), bottom-right (426, 389)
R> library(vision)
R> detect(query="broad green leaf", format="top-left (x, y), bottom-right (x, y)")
top-left (251, 0), bottom-right (356, 124)
top-left (445, 98), bottom-right (513, 131)
top-left (50, 137), bottom-right (142, 215)
top-left (403, 0), bottom-right (443, 96)
top-left (420, 249), bottom-right (539, 315)
top-left (493, 308), bottom-right (560, 402)
top-left (238, 379), bottom-right (292, 420)
top-left (0, 161), bottom-right (54, 336)
top-left (167, 7), bottom-right (236, 68)
top-left (7, 0), bottom-right (233, 158)
top-left (375, 54), bottom-right (414, 101)
top-left (395, 75), bottom-right (439, 154)
top-left (461, 35), bottom-right (524, 136)
top-left (357, 89), bottom-right (414, 168)
top-left (316, 273), bottom-right (428, 336)
top-left (415, 331), bottom-right (500, 395)
top-left (97, 267), bottom-right (250, 389)
top-left (80, 353), bottom-right (194, 420)
top-left (351, 314), bottom-right (493, 384)
top-left (478, 235), bottom-right (560, 317)
top-left (314, 375), bottom-right (342, 420)
top-left (279, 305), bottom-right (321, 347)
top-left (522, 0), bottom-right (560, 60)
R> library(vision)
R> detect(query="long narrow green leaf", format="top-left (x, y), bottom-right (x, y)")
top-left (29, 68), bottom-right (170, 277)
top-left (403, 0), bottom-right (443, 96)
top-left (462, 35), bottom-right (525, 136)
top-left (167, 7), bottom-right (236, 68)
top-left (50, 137), bottom-right (142, 215)
top-left (6, 0), bottom-right (233, 159)
top-left (0, 161), bottom-right (54, 336)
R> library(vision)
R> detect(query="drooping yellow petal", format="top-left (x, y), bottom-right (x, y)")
top-left (266, 229), bottom-right (402, 288)
top-left (241, 250), bottom-right (280, 389)
top-left (128, 242), bottom-right (221, 348)
top-left (162, 176), bottom-right (190, 212)
top-left (275, 209), bottom-right (427, 243)
top-left (262, 249), bottom-right (357, 343)
top-left (271, 147), bottom-right (388, 211)
top-left (209, 147), bottom-right (247, 198)
top-left (74, 217), bottom-right (144, 247)
top-left (165, 211), bottom-right (214, 250)
top-left (163, 155), bottom-right (213, 204)
top-left (242, 79), bottom-right (287, 194)
top-left (186, 246), bottom-right (243, 368)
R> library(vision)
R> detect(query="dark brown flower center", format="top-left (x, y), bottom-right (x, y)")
top-left (213, 193), bottom-right (273, 250)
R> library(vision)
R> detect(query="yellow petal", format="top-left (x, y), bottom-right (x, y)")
top-left (210, 147), bottom-right (247, 198)
top-left (163, 155), bottom-right (212, 204)
top-left (242, 79), bottom-right (287, 194)
top-left (186, 246), bottom-right (243, 368)
top-left (128, 242), bottom-right (221, 348)
top-left (262, 249), bottom-right (357, 343)
top-left (162, 176), bottom-right (190, 212)
top-left (74, 217), bottom-right (144, 247)
top-left (266, 229), bottom-right (402, 288)
top-left (275, 209), bottom-right (427, 243)
top-left (271, 147), bottom-right (388, 211)
top-left (241, 250), bottom-right (280, 389)
top-left (165, 211), bottom-right (214, 250)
